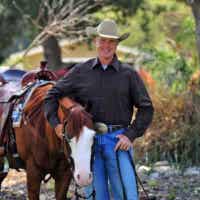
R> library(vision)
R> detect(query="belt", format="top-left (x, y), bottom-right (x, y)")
top-left (94, 122), bottom-right (125, 134)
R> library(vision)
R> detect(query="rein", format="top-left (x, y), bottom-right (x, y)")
top-left (61, 105), bottom-right (96, 200)
top-left (116, 150), bottom-right (151, 200)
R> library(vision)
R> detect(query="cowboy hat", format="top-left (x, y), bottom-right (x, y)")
top-left (86, 19), bottom-right (130, 42)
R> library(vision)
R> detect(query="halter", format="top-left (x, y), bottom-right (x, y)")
top-left (61, 104), bottom-right (77, 171)
top-left (61, 105), bottom-right (96, 200)
top-left (74, 184), bottom-right (96, 200)
top-left (61, 104), bottom-right (77, 141)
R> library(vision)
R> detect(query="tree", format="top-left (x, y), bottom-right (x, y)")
top-left (0, 0), bottom-right (25, 63)
top-left (0, 0), bottom-right (103, 69)
top-left (20, 0), bottom-right (143, 69)
top-left (14, 0), bottom-right (104, 69)
top-left (0, 0), bottom-right (143, 69)
top-left (187, 0), bottom-right (200, 62)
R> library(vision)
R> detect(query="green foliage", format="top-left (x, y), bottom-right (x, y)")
top-left (131, 1), bottom-right (200, 167)
top-left (147, 180), bottom-right (159, 188)
top-left (107, 0), bottom-right (143, 16)
top-left (143, 48), bottom-right (194, 93)
top-left (0, 0), bottom-right (41, 63)
top-left (168, 188), bottom-right (176, 200)
top-left (0, 0), bottom-right (104, 62)
top-left (0, 1), bottom-right (22, 62)
top-left (117, 0), bottom-right (196, 94)
top-left (176, 16), bottom-right (196, 54)
top-left (95, 0), bottom-right (143, 24)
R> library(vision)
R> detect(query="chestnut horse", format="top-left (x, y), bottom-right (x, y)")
top-left (13, 83), bottom-right (95, 200)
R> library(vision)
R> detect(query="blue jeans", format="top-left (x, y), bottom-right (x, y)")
top-left (85, 129), bottom-right (138, 200)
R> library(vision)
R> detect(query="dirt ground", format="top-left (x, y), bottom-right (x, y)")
top-left (0, 168), bottom-right (200, 200)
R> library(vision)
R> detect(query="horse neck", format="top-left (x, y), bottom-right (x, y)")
top-left (23, 83), bottom-right (60, 146)
top-left (34, 111), bottom-right (61, 151)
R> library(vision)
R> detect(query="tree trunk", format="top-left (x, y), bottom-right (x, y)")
top-left (42, 36), bottom-right (63, 70)
top-left (190, 0), bottom-right (200, 62)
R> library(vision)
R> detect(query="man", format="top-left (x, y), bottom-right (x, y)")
top-left (44, 19), bottom-right (154, 200)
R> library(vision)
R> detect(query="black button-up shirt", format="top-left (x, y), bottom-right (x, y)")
top-left (44, 56), bottom-right (154, 141)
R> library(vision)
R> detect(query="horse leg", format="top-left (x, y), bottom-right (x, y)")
top-left (0, 156), bottom-right (8, 191)
top-left (26, 158), bottom-right (43, 200)
top-left (54, 160), bottom-right (72, 200)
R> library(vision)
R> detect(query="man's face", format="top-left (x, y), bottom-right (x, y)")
top-left (95, 37), bottom-right (118, 61)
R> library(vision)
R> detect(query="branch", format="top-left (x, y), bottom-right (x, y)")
top-left (19, 0), bottom-right (103, 59)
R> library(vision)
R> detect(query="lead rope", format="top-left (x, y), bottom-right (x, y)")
top-left (127, 151), bottom-right (150, 200)
top-left (116, 150), bottom-right (150, 200)
top-left (116, 150), bottom-right (127, 200)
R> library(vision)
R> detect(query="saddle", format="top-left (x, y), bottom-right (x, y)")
top-left (0, 80), bottom-right (22, 145)
top-left (0, 61), bottom-right (57, 169)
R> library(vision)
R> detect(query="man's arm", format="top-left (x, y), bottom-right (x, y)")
top-left (125, 70), bottom-right (154, 142)
top-left (44, 66), bottom-right (80, 128)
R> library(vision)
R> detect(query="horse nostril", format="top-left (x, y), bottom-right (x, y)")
top-left (77, 174), bottom-right (80, 180)
top-left (89, 173), bottom-right (92, 179)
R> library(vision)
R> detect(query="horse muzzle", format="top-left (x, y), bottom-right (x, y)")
top-left (74, 170), bottom-right (93, 187)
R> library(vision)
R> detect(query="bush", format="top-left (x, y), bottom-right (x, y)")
top-left (142, 48), bottom-right (194, 93)
top-left (134, 84), bottom-right (200, 167)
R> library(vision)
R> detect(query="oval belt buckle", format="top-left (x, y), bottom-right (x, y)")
top-left (94, 122), bottom-right (108, 134)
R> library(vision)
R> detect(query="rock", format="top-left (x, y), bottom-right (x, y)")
top-left (149, 172), bottom-right (160, 179)
top-left (153, 165), bottom-right (179, 177)
top-left (1, 165), bottom-right (200, 200)
top-left (154, 161), bottom-right (169, 167)
top-left (184, 167), bottom-right (200, 176)
top-left (137, 165), bottom-right (152, 174)
top-left (194, 187), bottom-right (200, 195)
top-left (40, 194), bottom-right (46, 200)
top-left (153, 165), bottom-right (172, 173)
top-left (153, 161), bottom-right (180, 176)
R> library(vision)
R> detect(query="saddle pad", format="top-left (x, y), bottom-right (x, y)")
top-left (12, 80), bottom-right (55, 127)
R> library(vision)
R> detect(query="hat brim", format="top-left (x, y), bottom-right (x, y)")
top-left (86, 27), bottom-right (129, 42)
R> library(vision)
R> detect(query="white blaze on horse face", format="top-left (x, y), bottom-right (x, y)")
top-left (69, 126), bottom-right (95, 187)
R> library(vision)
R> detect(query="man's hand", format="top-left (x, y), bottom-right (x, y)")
top-left (55, 124), bottom-right (63, 140)
top-left (115, 134), bottom-right (132, 151)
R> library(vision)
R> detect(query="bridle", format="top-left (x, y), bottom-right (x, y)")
top-left (74, 184), bottom-right (96, 200)
top-left (61, 104), bottom-right (77, 172)
top-left (61, 104), bottom-right (77, 141)
top-left (61, 104), bottom-right (96, 200)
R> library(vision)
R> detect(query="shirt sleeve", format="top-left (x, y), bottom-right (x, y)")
top-left (124, 70), bottom-right (154, 142)
top-left (44, 65), bottom-right (80, 128)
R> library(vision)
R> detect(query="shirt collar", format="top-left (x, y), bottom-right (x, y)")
top-left (91, 54), bottom-right (120, 71)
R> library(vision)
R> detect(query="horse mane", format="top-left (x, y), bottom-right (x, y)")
top-left (60, 99), bottom-right (93, 140)
top-left (24, 83), bottom-right (54, 120)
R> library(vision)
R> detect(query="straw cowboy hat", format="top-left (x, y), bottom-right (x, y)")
top-left (86, 19), bottom-right (130, 42)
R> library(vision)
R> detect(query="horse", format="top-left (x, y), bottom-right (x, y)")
top-left (2, 82), bottom-right (95, 200)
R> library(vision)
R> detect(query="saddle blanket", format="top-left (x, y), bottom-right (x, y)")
top-left (12, 80), bottom-right (55, 127)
